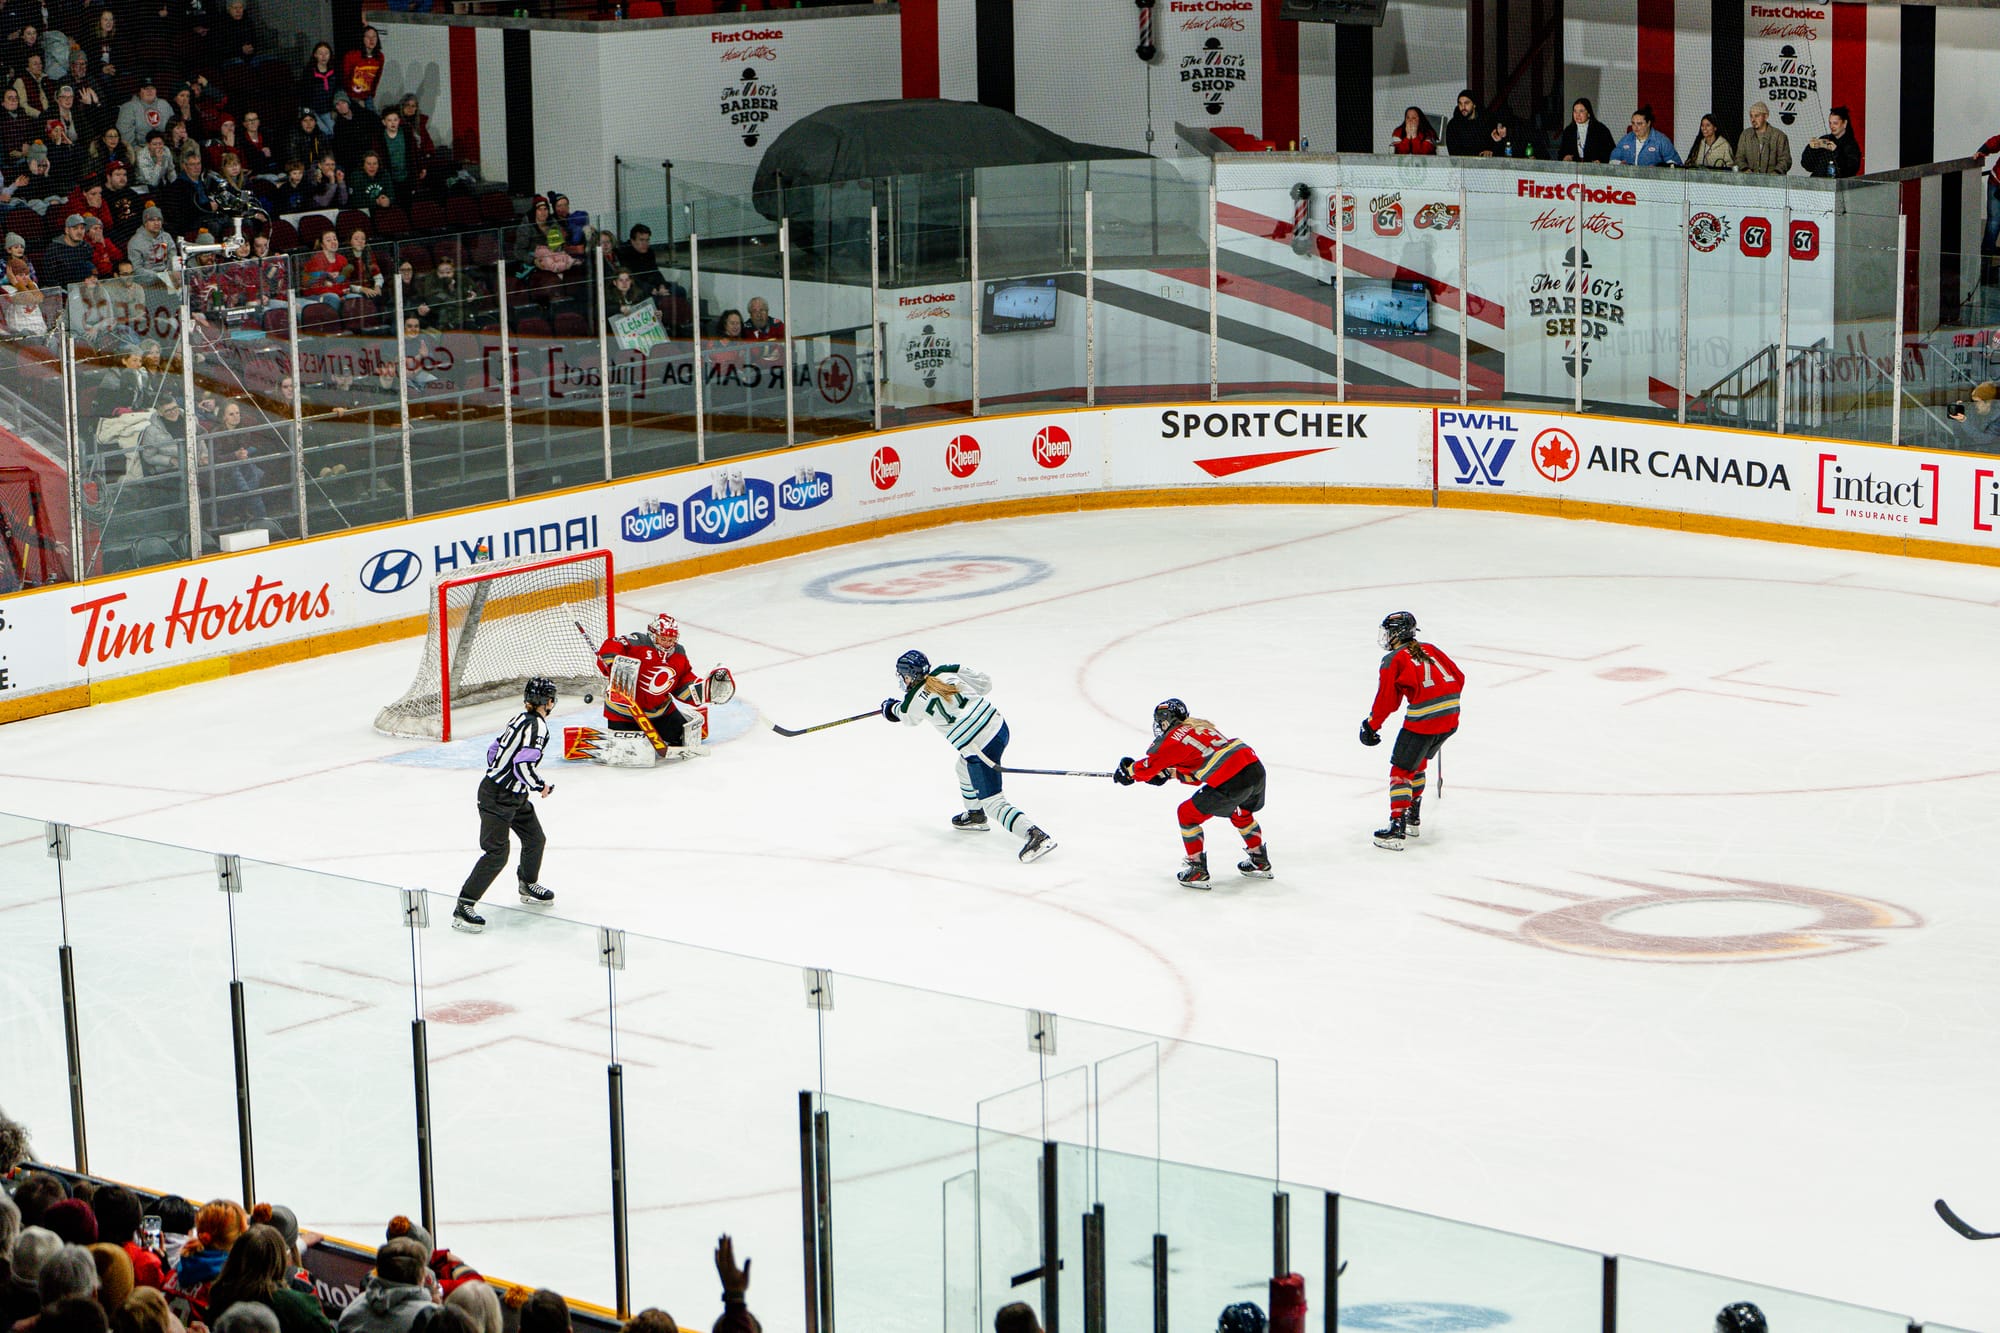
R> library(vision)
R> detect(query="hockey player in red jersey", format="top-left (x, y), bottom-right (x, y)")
top-left (595, 612), bottom-right (702, 748)
top-left (1360, 610), bottom-right (1462, 850)
top-left (1113, 698), bottom-right (1272, 887)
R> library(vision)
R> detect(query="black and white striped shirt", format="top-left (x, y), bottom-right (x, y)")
top-left (484, 710), bottom-right (551, 795)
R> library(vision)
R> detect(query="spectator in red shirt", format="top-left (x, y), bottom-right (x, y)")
top-left (741, 295), bottom-right (783, 342)
top-left (87, 1191), bottom-right (164, 1294)
top-left (84, 217), bottom-right (121, 276)
top-left (1390, 106), bottom-right (1437, 155)
top-left (300, 228), bottom-right (353, 307)
top-left (340, 28), bottom-right (385, 112)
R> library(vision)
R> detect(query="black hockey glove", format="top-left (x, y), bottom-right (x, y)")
top-left (1359, 721), bottom-right (1382, 746)
top-left (880, 698), bottom-right (900, 722)
top-left (1112, 758), bottom-right (1137, 786)
top-left (1147, 773), bottom-right (1170, 785)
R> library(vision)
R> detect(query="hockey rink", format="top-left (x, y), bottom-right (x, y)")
top-left (3, 502), bottom-right (1999, 1329)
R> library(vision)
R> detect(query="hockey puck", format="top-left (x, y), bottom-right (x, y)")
top-left (584, 693), bottom-right (594, 704)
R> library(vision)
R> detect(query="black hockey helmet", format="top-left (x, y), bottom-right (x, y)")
top-left (1715, 1303), bottom-right (1767, 1333)
top-left (523, 676), bottom-right (557, 708)
top-left (1152, 697), bottom-right (1189, 739)
top-left (896, 649), bottom-right (931, 687)
top-left (1379, 610), bottom-right (1418, 650)
top-left (1217, 1304), bottom-right (1267, 1333)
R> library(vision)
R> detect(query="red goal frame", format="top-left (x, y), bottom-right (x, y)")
top-left (435, 548), bottom-right (615, 741)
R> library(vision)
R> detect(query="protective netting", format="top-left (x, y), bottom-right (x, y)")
top-left (374, 550), bottom-right (613, 740)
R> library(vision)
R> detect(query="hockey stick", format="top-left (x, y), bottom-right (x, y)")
top-left (771, 709), bottom-right (878, 738)
top-left (1002, 766), bottom-right (1119, 778)
top-left (575, 620), bottom-right (668, 754)
top-left (1936, 1199), bottom-right (2000, 1240)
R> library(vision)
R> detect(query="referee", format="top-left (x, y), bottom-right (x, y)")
top-left (454, 677), bottom-right (559, 933)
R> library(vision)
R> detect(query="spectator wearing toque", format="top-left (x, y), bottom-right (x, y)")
top-left (39, 1202), bottom-right (98, 1249)
top-left (1389, 106), bottom-right (1436, 155)
top-left (1610, 105), bottom-right (1682, 167)
top-left (1687, 113), bottom-right (1734, 169)
top-left (88, 1245), bottom-right (134, 1315)
top-left (1556, 97), bottom-right (1614, 162)
top-left (1734, 101), bottom-right (1790, 175)
top-left (333, 1239), bottom-right (431, 1333)
top-left (1443, 90), bottom-right (1486, 157)
top-left (127, 206), bottom-right (173, 285)
top-left (115, 77), bottom-right (168, 150)
top-left (6, 1230), bottom-right (64, 1329)
top-left (87, 1191), bottom-right (162, 1293)
top-left (205, 1226), bottom-right (330, 1333)
top-left (165, 1202), bottom-right (248, 1319)
top-left (114, 1289), bottom-right (183, 1333)
top-left (288, 109), bottom-right (328, 177)
top-left (16, 145), bottom-right (62, 212)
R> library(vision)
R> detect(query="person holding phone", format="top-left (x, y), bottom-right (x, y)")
top-left (92, 1186), bottom-right (167, 1289)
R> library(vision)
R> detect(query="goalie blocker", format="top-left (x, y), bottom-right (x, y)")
top-left (564, 666), bottom-right (736, 767)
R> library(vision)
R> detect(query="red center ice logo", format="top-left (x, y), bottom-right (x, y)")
top-left (1531, 428), bottom-right (1580, 483)
top-left (870, 445), bottom-right (902, 490)
top-left (945, 434), bottom-right (982, 478)
top-left (1031, 425), bottom-right (1072, 469)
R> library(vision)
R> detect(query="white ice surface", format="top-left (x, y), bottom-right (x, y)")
top-left (2, 504), bottom-right (1998, 1329)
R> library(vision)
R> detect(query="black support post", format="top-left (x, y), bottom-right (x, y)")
top-left (1601, 1255), bottom-right (1618, 1333)
top-left (1333, 25), bottom-right (1375, 154)
top-left (797, 1093), bottom-right (822, 1333)
top-left (1082, 1204), bottom-right (1105, 1333)
top-left (58, 944), bottom-right (86, 1174)
top-left (814, 1108), bottom-right (835, 1333)
top-left (1041, 1141), bottom-right (1060, 1333)
top-left (1273, 1190), bottom-right (1290, 1276)
top-left (229, 980), bottom-right (255, 1208)
top-left (607, 1064), bottom-right (630, 1318)
top-left (1152, 1232), bottom-right (1168, 1333)
top-left (411, 1019), bottom-right (436, 1240)
top-left (1325, 1192), bottom-right (1340, 1333)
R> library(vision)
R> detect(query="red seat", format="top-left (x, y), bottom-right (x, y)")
top-left (467, 234), bottom-right (500, 267)
top-left (334, 209), bottom-right (370, 239)
top-left (552, 310), bottom-right (587, 337)
top-left (374, 204), bottom-right (411, 238)
top-left (478, 193), bottom-right (515, 226)
top-left (339, 294), bottom-right (377, 330)
top-left (298, 215), bottom-right (334, 250)
top-left (261, 306), bottom-right (290, 335)
top-left (410, 200), bottom-right (447, 233)
top-left (515, 315), bottom-right (551, 338)
top-left (445, 197), bottom-right (481, 231)
top-left (628, 0), bottom-right (663, 14)
top-left (401, 242), bottom-right (432, 273)
top-left (268, 219), bottom-right (299, 251)
top-left (297, 300), bottom-right (339, 330)
top-left (656, 292), bottom-right (691, 335)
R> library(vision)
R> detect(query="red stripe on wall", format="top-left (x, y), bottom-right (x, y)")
top-left (1832, 0), bottom-right (1866, 171)
top-left (1262, 0), bottom-right (1299, 150)
top-left (1900, 178), bottom-right (1919, 335)
top-left (448, 25), bottom-right (479, 166)
top-left (901, 0), bottom-right (940, 99)
top-left (1635, 0), bottom-right (1675, 142)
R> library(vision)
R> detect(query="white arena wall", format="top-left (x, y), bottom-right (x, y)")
top-left (2, 403), bottom-right (1996, 723)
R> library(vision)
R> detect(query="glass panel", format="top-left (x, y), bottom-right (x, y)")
top-left (506, 245), bottom-right (607, 499)
top-left (820, 973), bottom-right (1045, 1125)
top-left (615, 934), bottom-right (820, 1324)
top-left (1683, 169), bottom-right (1786, 432)
top-left (1812, 178), bottom-right (1897, 444)
top-left (1091, 1045), bottom-right (1160, 1321)
top-left (1159, 1156), bottom-right (1271, 1324)
top-left (824, 1095), bottom-right (979, 1333)
top-left (62, 828), bottom-right (240, 1199)
top-left (878, 171), bottom-right (973, 426)
top-left (976, 1085), bottom-right (1051, 1328)
top-left (1616, 1256), bottom-right (1912, 1332)
top-left (972, 162), bottom-right (1084, 412)
top-left (784, 181), bottom-right (879, 444)
top-left (693, 222), bottom-right (790, 461)
top-left (0, 813), bottom-right (71, 1167)
top-left (1320, 155), bottom-right (1464, 407)
top-left (606, 239), bottom-right (699, 478)
top-left (0, 305), bottom-right (76, 588)
top-left (1341, 1196), bottom-right (1601, 1331)
top-left (184, 258), bottom-right (301, 552)
top-left (1090, 157), bottom-right (1211, 404)
top-left (1471, 159), bottom-right (1580, 412)
top-left (1578, 167), bottom-right (1684, 423)
top-left (1213, 156), bottom-right (1340, 402)
top-left (77, 287), bottom-right (193, 572)
top-left (234, 860), bottom-right (418, 1231)
top-left (419, 891), bottom-right (615, 1305)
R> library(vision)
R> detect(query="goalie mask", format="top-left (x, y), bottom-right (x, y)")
top-left (650, 613), bottom-right (679, 653)
top-left (1378, 610), bottom-right (1418, 651)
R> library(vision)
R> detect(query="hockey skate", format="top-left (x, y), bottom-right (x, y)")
top-left (1018, 826), bottom-right (1056, 863)
top-left (951, 810), bottom-right (990, 833)
top-left (518, 881), bottom-right (554, 906)
top-left (1373, 816), bottom-right (1408, 851)
top-left (1405, 797), bottom-right (1422, 839)
top-left (1176, 853), bottom-right (1211, 888)
top-left (451, 901), bottom-right (486, 933)
top-left (1237, 846), bottom-right (1273, 879)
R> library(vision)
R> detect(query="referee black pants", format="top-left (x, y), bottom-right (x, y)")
top-left (459, 777), bottom-right (546, 903)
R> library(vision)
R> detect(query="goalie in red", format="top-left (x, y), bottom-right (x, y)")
top-left (565, 613), bottom-right (734, 767)
top-left (1360, 610), bottom-right (1462, 850)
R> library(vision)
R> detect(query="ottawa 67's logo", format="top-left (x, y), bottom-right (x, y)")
top-left (1688, 212), bottom-right (1729, 252)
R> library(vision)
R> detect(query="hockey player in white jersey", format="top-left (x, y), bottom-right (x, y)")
top-left (881, 649), bottom-right (1056, 863)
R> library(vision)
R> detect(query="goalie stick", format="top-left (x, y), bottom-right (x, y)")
top-left (1935, 1198), bottom-right (2000, 1240)
top-left (574, 620), bottom-right (668, 754)
top-left (771, 709), bottom-right (878, 738)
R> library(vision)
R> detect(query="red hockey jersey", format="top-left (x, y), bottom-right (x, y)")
top-left (1130, 720), bottom-right (1259, 787)
top-left (1367, 643), bottom-right (1464, 735)
top-left (595, 634), bottom-right (696, 721)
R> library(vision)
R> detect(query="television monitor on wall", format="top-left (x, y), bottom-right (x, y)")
top-left (1343, 279), bottom-right (1431, 339)
top-left (981, 276), bottom-right (1060, 334)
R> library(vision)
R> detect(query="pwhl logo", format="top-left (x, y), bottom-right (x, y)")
top-left (1434, 872), bottom-right (1920, 963)
top-left (1440, 412), bottom-right (1517, 486)
top-left (946, 434), bottom-right (982, 478)
top-left (620, 499), bottom-right (678, 543)
top-left (360, 548), bottom-right (423, 594)
top-left (683, 471), bottom-right (776, 545)
top-left (777, 467), bottom-right (832, 511)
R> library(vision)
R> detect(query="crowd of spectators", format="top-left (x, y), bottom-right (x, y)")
top-left (1387, 91), bottom-right (1863, 177)
top-left (1, 1113), bottom-right (762, 1333)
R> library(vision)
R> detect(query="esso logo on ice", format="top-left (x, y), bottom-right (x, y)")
top-left (1031, 425), bottom-right (1073, 469)
top-left (870, 445), bottom-right (902, 490)
top-left (946, 435), bottom-right (982, 478)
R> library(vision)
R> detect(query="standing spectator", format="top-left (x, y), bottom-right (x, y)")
top-left (41, 212), bottom-right (94, 288)
top-left (38, 1205), bottom-right (97, 1249)
top-left (204, 1227), bottom-right (330, 1333)
top-left (1972, 130), bottom-right (2000, 277)
top-left (332, 1239), bottom-right (431, 1333)
top-left (710, 1237), bottom-right (756, 1333)
top-left (993, 1304), bottom-right (1040, 1333)
top-left (1735, 101), bottom-right (1791, 175)
top-left (114, 1288), bottom-right (186, 1333)
top-left (1389, 106), bottom-right (1436, 155)
top-left (516, 1292), bottom-right (567, 1333)
top-left (212, 1306), bottom-right (280, 1333)
top-left (1687, 113), bottom-right (1734, 169)
top-left (163, 1203), bottom-right (246, 1318)
top-left (1442, 89), bottom-right (1485, 156)
top-left (741, 295), bottom-right (782, 342)
top-left (299, 228), bottom-right (351, 307)
top-left (148, 1201), bottom-right (196, 1274)
top-left (299, 45), bottom-right (338, 133)
top-left (329, 93), bottom-right (380, 175)
top-left (287, 106), bottom-right (326, 169)
top-left (1800, 105), bottom-right (1860, 178)
top-left (126, 205), bottom-right (173, 285)
top-left (214, 0), bottom-right (261, 74)
top-left (0, 1196), bottom-right (18, 1288)
top-left (135, 131), bottom-right (173, 190)
top-left (37, 1245), bottom-right (103, 1312)
top-left (394, 95), bottom-right (435, 163)
top-left (1556, 97), bottom-right (1613, 162)
top-left (442, 1286), bottom-right (498, 1333)
top-left (413, 253), bottom-right (474, 328)
top-left (86, 1191), bottom-right (162, 1293)
top-left (1609, 106), bottom-right (1681, 167)
top-left (340, 28), bottom-right (385, 112)
top-left (349, 151), bottom-right (391, 210)
top-left (378, 109), bottom-right (422, 200)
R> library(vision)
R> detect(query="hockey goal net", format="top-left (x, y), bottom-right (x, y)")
top-left (374, 549), bottom-right (615, 741)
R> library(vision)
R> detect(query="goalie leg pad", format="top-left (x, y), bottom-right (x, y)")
top-left (562, 726), bottom-right (601, 761)
top-left (596, 730), bottom-right (660, 767)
